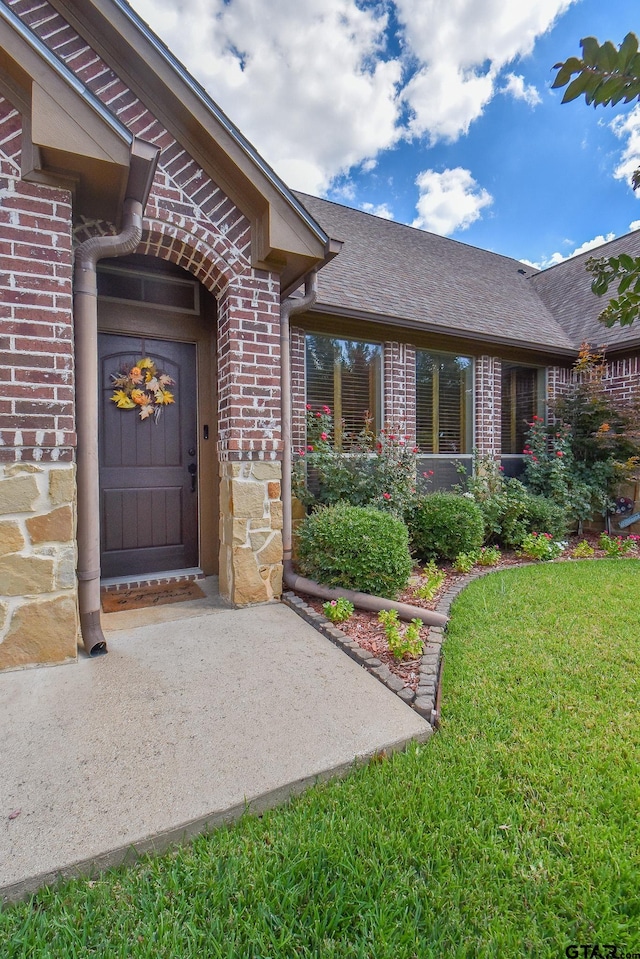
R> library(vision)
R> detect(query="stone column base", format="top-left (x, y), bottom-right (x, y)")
top-left (218, 460), bottom-right (284, 605)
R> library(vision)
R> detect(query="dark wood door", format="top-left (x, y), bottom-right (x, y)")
top-left (99, 333), bottom-right (198, 577)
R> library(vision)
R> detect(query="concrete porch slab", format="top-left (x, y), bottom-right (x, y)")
top-left (0, 599), bottom-right (430, 902)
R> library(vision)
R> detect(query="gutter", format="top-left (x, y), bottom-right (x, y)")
top-left (74, 138), bottom-right (160, 656)
top-left (279, 278), bottom-right (448, 629)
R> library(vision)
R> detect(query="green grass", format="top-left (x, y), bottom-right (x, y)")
top-left (2, 561), bottom-right (639, 958)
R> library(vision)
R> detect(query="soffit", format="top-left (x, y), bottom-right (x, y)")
top-left (0, 17), bottom-right (130, 221)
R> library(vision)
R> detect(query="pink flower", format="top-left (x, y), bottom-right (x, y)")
top-left (315, 412), bottom-right (322, 418)
top-left (532, 456), bottom-right (538, 462)
top-left (399, 439), bottom-right (405, 446)
top-left (556, 451), bottom-right (564, 457)
top-left (383, 492), bottom-right (391, 500)
top-left (307, 444), bottom-right (314, 452)
top-left (323, 406), bottom-right (331, 415)
top-left (306, 404), bottom-right (312, 411)
top-left (412, 447), bottom-right (419, 453)
top-left (499, 466), bottom-right (504, 472)
top-left (320, 432), bottom-right (328, 441)
top-left (297, 448), bottom-right (305, 456)
top-left (389, 434), bottom-right (396, 440)
top-left (423, 470), bottom-right (434, 477)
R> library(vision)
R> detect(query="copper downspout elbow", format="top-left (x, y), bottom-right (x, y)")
top-left (74, 198), bottom-right (144, 655)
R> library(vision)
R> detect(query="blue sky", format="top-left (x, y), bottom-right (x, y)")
top-left (129, 0), bottom-right (640, 270)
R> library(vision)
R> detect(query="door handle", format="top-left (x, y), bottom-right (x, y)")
top-left (188, 462), bottom-right (197, 493)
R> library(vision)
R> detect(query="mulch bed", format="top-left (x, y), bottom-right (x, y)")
top-left (292, 532), bottom-right (629, 693)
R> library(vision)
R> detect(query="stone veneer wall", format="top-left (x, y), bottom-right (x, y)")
top-left (219, 461), bottom-right (283, 605)
top-left (0, 463), bottom-right (78, 670)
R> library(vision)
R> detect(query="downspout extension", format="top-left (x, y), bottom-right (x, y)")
top-left (74, 197), bottom-right (144, 655)
top-left (279, 275), bottom-right (448, 630)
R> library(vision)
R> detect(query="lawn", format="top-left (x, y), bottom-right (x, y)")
top-left (2, 560), bottom-right (639, 958)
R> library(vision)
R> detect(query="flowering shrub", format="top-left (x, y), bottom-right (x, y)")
top-left (522, 346), bottom-right (640, 528)
top-left (517, 532), bottom-right (566, 562)
top-left (377, 609), bottom-right (423, 661)
top-left (598, 533), bottom-right (637, 557)
top-left (293, 407), bottom-right (427, 518)
top-left (456, 453), bottom-right (567, 547)
top-left (477, 545), bottom-right (502, 566)
top-left (322, 598), bottom-right (355, 623)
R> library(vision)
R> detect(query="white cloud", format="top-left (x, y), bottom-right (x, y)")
top-left (129, 0), bottom-right (577, 195)
top-left (361, 202), bottom-right (394, 219)
top-left (395, 0), bottom-right (576, 142)
top-left (630, 220), bottom-right (640, 231)
top-left (129, 0), bottom-right (403, 195)
top-left (525, 233), bottom-right (616, 270)
top-left (501, 73), bottom-right (541, 107)
top-left (412, 167), bottom-right (493, 235)
top-left (611, 104), bottom-right (640, 189)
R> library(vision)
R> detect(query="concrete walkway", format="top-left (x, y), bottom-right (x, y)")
top-left (0, 588), bottom-right (430, 902)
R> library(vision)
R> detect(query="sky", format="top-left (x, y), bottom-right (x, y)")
top-left (128, 0), bottom-right (640, 270)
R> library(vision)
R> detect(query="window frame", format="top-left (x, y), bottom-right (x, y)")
top-left (304, 332), bottom-right (384, 445)
top-left (415, 348), bottom-right (475, 455)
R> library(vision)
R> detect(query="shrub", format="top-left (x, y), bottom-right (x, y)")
top-left (517, 532), bottom-right (565, 562)
top-left (408, 492), bottom-right (484, 562)
top-left (571, 539), bottom-right (595, 558)
top-left (292, 407), bottom-right (428, 519)
top-left (598, 532), bottom-right (635, 557)
top-left (414, 561), bottom-right (446, 600)
top-left (477, 545), bottom-right (502, 566)
top-left (297, 503), bottom-right (413, 598)
top-left (378, 609), bottom-right (423, 660)
top-left (322, 598), bottom-right (354, 623)
top-left (453, 552), bottom-right (477, 573)
top-left (520, 493), bottom-right (568, 543)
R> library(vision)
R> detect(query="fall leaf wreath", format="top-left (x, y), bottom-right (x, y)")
top-left (110, 356), bottom-right (175, 422)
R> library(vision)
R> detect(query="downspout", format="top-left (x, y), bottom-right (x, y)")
top-left (280, 275), bottom-right (448, 629)
top-left (74, 198), bottom-right (144, 655)
top-left (74, 138), bottom-right (159, 655)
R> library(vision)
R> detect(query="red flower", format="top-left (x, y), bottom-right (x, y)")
top-left (306, 404), bottom-right (312, 411)
top-left (412, 447), bottom-right (419, 453)
top-left (532, 456), bottom-right (538, 462)
top-left (323, 405), bottom-right (331, 414)
top-left (383, 492), bottom-right (391, 500)
top-left (320, 432), bottom-right (328, 441)
top-left (556, 450), bottom-right (564, 457)
top-left (307, 444), bottom-right (314, 452)
top-left (315, 412), bottom-right (322, 418)
top-left (499, 466), bottom-right (504, 471)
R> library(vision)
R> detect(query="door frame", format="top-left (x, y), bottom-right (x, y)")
top-left (97, 288), bottom-right (218, 577)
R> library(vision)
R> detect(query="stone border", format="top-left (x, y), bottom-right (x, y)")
top-left (282, 571), bottom-right (490, 728)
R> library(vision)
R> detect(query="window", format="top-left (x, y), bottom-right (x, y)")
top-left (416, 351), bottom-right (473, 454)
top-left (305, 335), bottom-right (382, 442)
top-left (501, 363), bottom-right (545, 454)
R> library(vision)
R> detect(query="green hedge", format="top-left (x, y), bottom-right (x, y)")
top-left (297, 503), bottom-right (413, 598)
top-left (408, 492), bottom-right (485, 561)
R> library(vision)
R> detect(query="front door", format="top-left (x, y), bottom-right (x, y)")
top-left (98, 333), bottom-right (198, 578)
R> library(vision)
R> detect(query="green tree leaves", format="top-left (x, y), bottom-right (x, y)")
top-left (553, 33), bottom-right (640, 328)
top-left (552, 33), bottom-right (640, 106)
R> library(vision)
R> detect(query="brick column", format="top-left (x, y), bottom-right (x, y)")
top-left (216, 270), bottom-right (285, 606)
top-left (384, 342), bottom-right (416, 438)
top-left (475, 356), bottom-right (501, 456)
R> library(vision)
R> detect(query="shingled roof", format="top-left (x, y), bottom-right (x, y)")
top-left (295, 192), bottom-right (640, 358)
top-left (295, 193), bottom-right (574, 354)
top-left (530, 229), bottom-right (640, 353)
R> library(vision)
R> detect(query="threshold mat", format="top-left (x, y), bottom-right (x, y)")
top-left (101, 580), bottom-right (205, 613)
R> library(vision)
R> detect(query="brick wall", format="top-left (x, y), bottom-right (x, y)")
top-left (0, 98), bottom-right (75, 465)
top-left (11, 0), bottom-right (282, 464)
top-left (383, 341), bottom-right (416, 438)
top-left (290, 327), bottom-right (306, 453)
